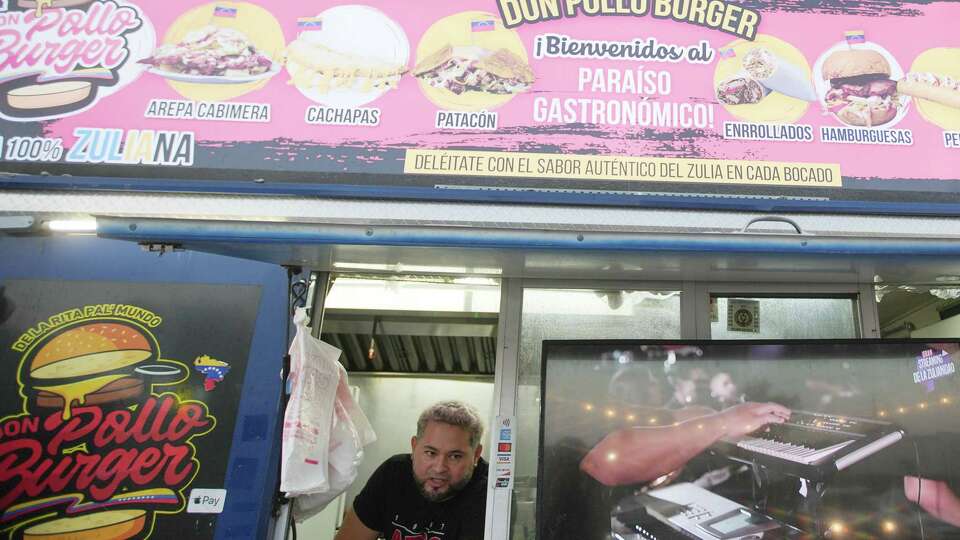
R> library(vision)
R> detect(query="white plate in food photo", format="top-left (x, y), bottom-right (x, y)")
top-left (147, 61), bottom-right (281, 85)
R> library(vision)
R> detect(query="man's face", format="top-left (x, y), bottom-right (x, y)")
top-left (411, 421), bottom-right (482, 502)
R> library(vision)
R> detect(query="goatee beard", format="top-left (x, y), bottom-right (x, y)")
top-left (416, 469), bottom-right (473, 502)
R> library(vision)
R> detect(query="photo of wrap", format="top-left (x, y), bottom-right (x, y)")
top-left (714, 34), bottom-right (814, 124)
top-left (742, 46), bottom-right (817, 102)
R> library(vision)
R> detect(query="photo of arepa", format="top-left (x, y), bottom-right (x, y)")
top-left (141, 2), bottom-right (283, 102)
top-left (284, 5), bottom-right (409, 107)
top-left (742, 46), bottom-right (817, 102)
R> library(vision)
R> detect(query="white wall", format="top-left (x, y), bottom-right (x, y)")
top-left (912, 313), bottom-right (960, 338)
top-left (881, 295), bottom-right (960, 339)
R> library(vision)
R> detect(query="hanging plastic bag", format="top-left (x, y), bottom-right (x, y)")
top-left (280, 308), bottom-right (376, 518)
top-left (280, 308), bottom-right (342, 496)
top-left (293, 364), bottom-right (377, 521)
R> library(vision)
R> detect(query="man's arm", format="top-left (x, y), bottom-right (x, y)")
top-left (334, 509), bottom-right (380, 540)
top-left (904, 476), bottom-right (960, 527)
top-left (581, 402), bottom-right (790, 486)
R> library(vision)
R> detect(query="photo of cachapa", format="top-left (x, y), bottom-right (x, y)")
top-left (284, 4), bottom-right (409, 108)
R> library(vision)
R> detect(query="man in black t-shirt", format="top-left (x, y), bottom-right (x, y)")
top-left (335, 401), bottom-right (487, 540)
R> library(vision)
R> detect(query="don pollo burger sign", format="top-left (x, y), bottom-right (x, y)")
top-left (1, 307), bottom-right (213, 539)
top-left (0, 0), bottom-right (155, 121)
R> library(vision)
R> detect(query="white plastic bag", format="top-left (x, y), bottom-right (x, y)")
top-left (293, 365), bottom-right (376, 521)
top-left (280, 308), bottom-right (341, 496)
top-left (280, 308), bottom-right (376, 518)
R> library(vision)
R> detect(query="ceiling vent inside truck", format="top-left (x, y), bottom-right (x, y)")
top-left (320, 275), bottom-right (500, 375)
top-left (321, 309), bottom-right (497, 374)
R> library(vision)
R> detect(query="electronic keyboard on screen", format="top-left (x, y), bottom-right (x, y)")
top-left (712, 410), bottom-right (905, 481)
top-left (612, 483), bottom-right (806, 539)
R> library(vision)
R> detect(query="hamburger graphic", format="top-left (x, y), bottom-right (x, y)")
top-left (25, 321), bottom-right (162, 419)
top-left (22, 509), bottom-right (146, 540)
top-left (821, 49), bottom-right (901, 127)
top-left (5, 308), bottom-right (211, 540)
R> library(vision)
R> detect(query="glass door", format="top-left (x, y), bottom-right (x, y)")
top-left (510, 283), bottom-right (684, 540)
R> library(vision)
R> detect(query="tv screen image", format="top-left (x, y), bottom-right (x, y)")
top-left (538, 340), bottom-right (960, 540)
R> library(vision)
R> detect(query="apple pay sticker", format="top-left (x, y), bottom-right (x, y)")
top-left (187, 488), bottom-right (227, 513)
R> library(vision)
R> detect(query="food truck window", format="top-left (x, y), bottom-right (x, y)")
top-left (709, 295), bottom-right (860, 339)
top-left (297, 274), bottom-right (500, 538)
top-left (514, 286), bottom-right (682, 539)
top-left (877, 285), bottom-right (960, 339)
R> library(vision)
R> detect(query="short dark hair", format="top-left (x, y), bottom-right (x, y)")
top-left (416, 401), bottom-right (484, 449)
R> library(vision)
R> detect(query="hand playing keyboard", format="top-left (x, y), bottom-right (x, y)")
top-left (717, 402), bottom-right (792, 440)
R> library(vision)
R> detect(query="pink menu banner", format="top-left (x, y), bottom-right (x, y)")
top-left (0, 0), bottom-right (959, 204)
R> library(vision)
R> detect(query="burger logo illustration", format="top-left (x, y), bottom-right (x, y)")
top-left (20, 509), bottom-right (147, 540)
top-left (23, 320), bottom-right (184, 420)
top-left (0, 1), bottom-right (156, 122)
top-left (3, 306), bottom-right (215, 540)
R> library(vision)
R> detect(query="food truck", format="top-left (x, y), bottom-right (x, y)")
top-left (2, 0), bottom-right (960, 538)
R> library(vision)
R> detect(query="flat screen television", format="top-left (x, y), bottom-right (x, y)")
top-left (538, 340), bottom-right (960, 540)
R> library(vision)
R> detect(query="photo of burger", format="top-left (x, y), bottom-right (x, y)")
top-left (22, 509), bottom-right (146, 540)
top-left (816, 46), bottom-right (908, 128)
top-left (24, 320), bottom-right (183, 420)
